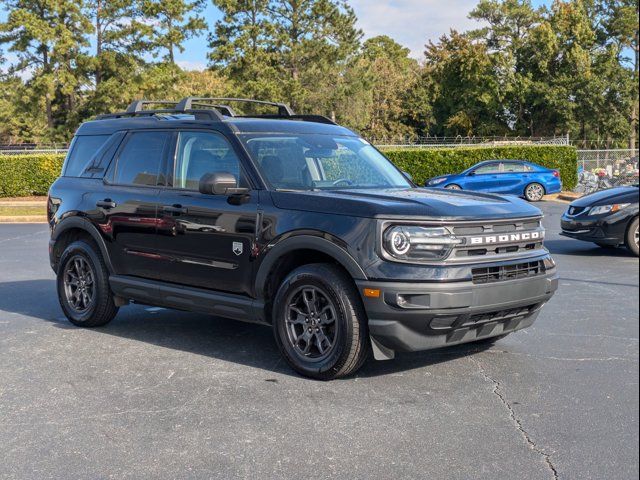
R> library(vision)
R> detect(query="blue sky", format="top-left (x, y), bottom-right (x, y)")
top-left (1, 0), bottom-right (552, 70)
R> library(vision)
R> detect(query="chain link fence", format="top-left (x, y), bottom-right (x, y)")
top-left (0, 144), bottom-right (69, 155)
top-left (373, 135), bottom-right (570, 149)
top-left (575, 149), bottom-right (639, 194)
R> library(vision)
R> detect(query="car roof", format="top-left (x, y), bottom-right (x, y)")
top-left (75, 115), bottom-right (358, 137)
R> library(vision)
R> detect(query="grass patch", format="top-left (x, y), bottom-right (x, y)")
top-left (0, 205), bottom-right (46, 216)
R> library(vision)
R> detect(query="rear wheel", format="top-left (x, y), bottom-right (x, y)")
top-left (445, 184), bottom-right (462, 190)
top-left (272, 264), bottom-right (370, 380)
top-left (625, 217), bottom-right (639, 257)
top-left (57, 240), bottom-right (118, 327)
top-left (524, 183), bottom-right (545, 202)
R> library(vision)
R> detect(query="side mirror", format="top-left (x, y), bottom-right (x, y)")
top-left (199, 172), bottom-right (247, 195)
top-left (467, 170), bottom-right (476, 176)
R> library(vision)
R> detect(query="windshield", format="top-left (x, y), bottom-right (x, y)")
top-left (238, 133), bottom-right (411, 190)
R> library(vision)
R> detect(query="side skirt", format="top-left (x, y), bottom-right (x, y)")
top-left (109, 275), bottom-right (267, 325)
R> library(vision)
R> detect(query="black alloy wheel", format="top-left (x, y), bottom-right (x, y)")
top-left (57, 240), bottom-right (118, 327)
top-left (272, 264), bottom-right (370, 380)
top-left (63, 255), bottom-right (96, 314)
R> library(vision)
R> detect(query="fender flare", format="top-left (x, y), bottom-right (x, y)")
top-left (254, 234), bottom-right (367, 300)
top-left (51, 216), bottom-right (115, 273)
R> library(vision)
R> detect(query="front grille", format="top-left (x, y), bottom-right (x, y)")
top-left (472, 260), bottom-right (545, 284)
top-left (448, 217), bottom-right (545, 263)
top-left (568, 206), bottom-right (587, 216)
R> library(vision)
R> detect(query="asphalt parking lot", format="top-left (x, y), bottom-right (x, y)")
top-left (1, 201), bottom-right (638, 480)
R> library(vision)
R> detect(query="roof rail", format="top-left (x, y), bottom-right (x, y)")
top-left (96, 108), bottom-right (225, 122)
top-left (176, 97), bottom-right (295, 116)
top-left (96, 97), bottom-right (336, 125)
top-left (125, 100), bottom-right (179, 113)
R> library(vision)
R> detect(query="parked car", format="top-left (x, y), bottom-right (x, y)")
top-left (561, 185), bottom-right (639, 256)
top-left (425, 160), bottom-right (562, 202)
top-left (48, 98), bottom-right (558, 380)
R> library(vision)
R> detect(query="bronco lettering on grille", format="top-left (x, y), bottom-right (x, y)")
top-left (469, 231), bottom-right (543, 245)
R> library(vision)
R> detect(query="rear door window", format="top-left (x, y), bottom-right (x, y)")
top-left (503, 163), bottom-right (526, 173)
top-left (474, 163), bottom-right (502, 174)
top-left (63, 135), bottom-right (110, 177)
top-left (111, 131), bottom-right (171, 186)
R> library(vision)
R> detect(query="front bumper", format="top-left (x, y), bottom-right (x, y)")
top-left (560, 213), bottom-right (627, 245)
top-left (357, 268), bottom-right (558, 353)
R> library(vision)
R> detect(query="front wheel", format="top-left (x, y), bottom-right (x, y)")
top-left (445, 184), bottom-right (462, 190)
top-left (524, 182), bottom-right (545, 202)
top-left (272, 264), bottom-right (370, 380)
top-left (57, 240), bottom-right (118, 327)
top-left (625, 217), bottom-right (639, 257)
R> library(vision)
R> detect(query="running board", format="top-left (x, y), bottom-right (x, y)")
top-left (109, 275), bottom-right (267, 325)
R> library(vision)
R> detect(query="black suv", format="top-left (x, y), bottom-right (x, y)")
top-left (48, 98), bottom-right (558, 379)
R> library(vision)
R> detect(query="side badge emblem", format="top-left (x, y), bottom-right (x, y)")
top-left (232, 242), bottom-right (243, 256)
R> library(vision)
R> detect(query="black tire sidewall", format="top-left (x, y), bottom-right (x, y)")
top-left (272, 267), bottom-right (356, 378)
top-left (57, 241), bottom-right (107, 325)
top-left (626, 217), bottom-right (639, 256)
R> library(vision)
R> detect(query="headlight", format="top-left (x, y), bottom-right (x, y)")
top-left (382, 225), bottom-right (462, 261)
top-left (429, 177), bottom-right (447, 185)
top-left (588, 203), bottom-right (630, 215)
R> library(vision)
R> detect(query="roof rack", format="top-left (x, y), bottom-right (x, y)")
top-left (176, 97), bottom-right (295, 116)
top-left (96, 97), bottom-right (337, 125)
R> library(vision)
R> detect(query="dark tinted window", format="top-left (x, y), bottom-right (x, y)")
top-left (173, 131), bottom-right (246, 189)
top-left (64, 135), bottom-right (110, 177)
top-left (113, 131), bottom-right (170, 186)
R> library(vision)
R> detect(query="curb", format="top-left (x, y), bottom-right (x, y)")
top-left (557, 192), bottom-right (582, 202)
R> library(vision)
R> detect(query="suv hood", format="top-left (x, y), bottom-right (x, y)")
top-left (271, 187), bottom-right (541, 220)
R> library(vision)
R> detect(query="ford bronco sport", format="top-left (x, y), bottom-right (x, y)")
top-left (48, 97), bottom-right (558, 379)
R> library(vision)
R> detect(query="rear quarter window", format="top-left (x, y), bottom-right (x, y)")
top-left (63, 135), bottom-right (111, 177)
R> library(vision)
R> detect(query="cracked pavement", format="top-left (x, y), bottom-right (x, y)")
top-left (0, 202), bottom-right (638, 479)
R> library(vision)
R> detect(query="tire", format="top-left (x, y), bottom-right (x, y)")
top-left (57, 240), bottom-right (118, 327)
top-left (524, 182), bottom-right (545, 202)
top-left (625, 217), bottom-right (639, 257)
top-left (445, 184), bottom-right (462, 190)
top-left (272, 264), bottom-right (370, 380)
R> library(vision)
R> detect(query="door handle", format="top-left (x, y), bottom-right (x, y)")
top-left (96, 199), bottom-right (116, 209)
top-left (163, 204), bottom-right (188, 215)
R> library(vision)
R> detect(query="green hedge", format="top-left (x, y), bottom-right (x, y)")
top-left (0, 154), bottom-right (65, 197)
top-left (382, 145), bottom-right (578, 190)
top-left (0, 145), bottom-right (578, 198)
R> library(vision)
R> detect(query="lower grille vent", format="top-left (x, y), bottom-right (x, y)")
top-left (472, 261), bottom-right (545, 284)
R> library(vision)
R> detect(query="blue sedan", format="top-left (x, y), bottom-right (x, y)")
top-left (425, 160), bottom-right (562, 202)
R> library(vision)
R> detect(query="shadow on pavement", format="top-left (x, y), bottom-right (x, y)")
top-left (0, 279), bottom-right (492, 380)
top-left (544, 238), bottom-right (636, 258)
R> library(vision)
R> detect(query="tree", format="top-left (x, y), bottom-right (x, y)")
top-left (267, 0), bottom-right (362, 113)
top-left (140, 0), bottom-right (207, 63)
top-left (0, 0), bottom-right (92, 136)
top-left (84, 0), bottom-right (148, 86)
top-left (208, 0), bottom-right (279, 101)
top-left (424, 31), bottom-right (506, 136)
top-left (342, 36), bottom-right (423, 140)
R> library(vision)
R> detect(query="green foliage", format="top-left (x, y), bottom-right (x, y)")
top-left (0, 146), bottom-right (578, 198)
top-left (0, 0), bottom-right (637, 148)
top-left (382, 145), bottom-right (579, 190)
top-left (0, 154), bottom-right (65, 197)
